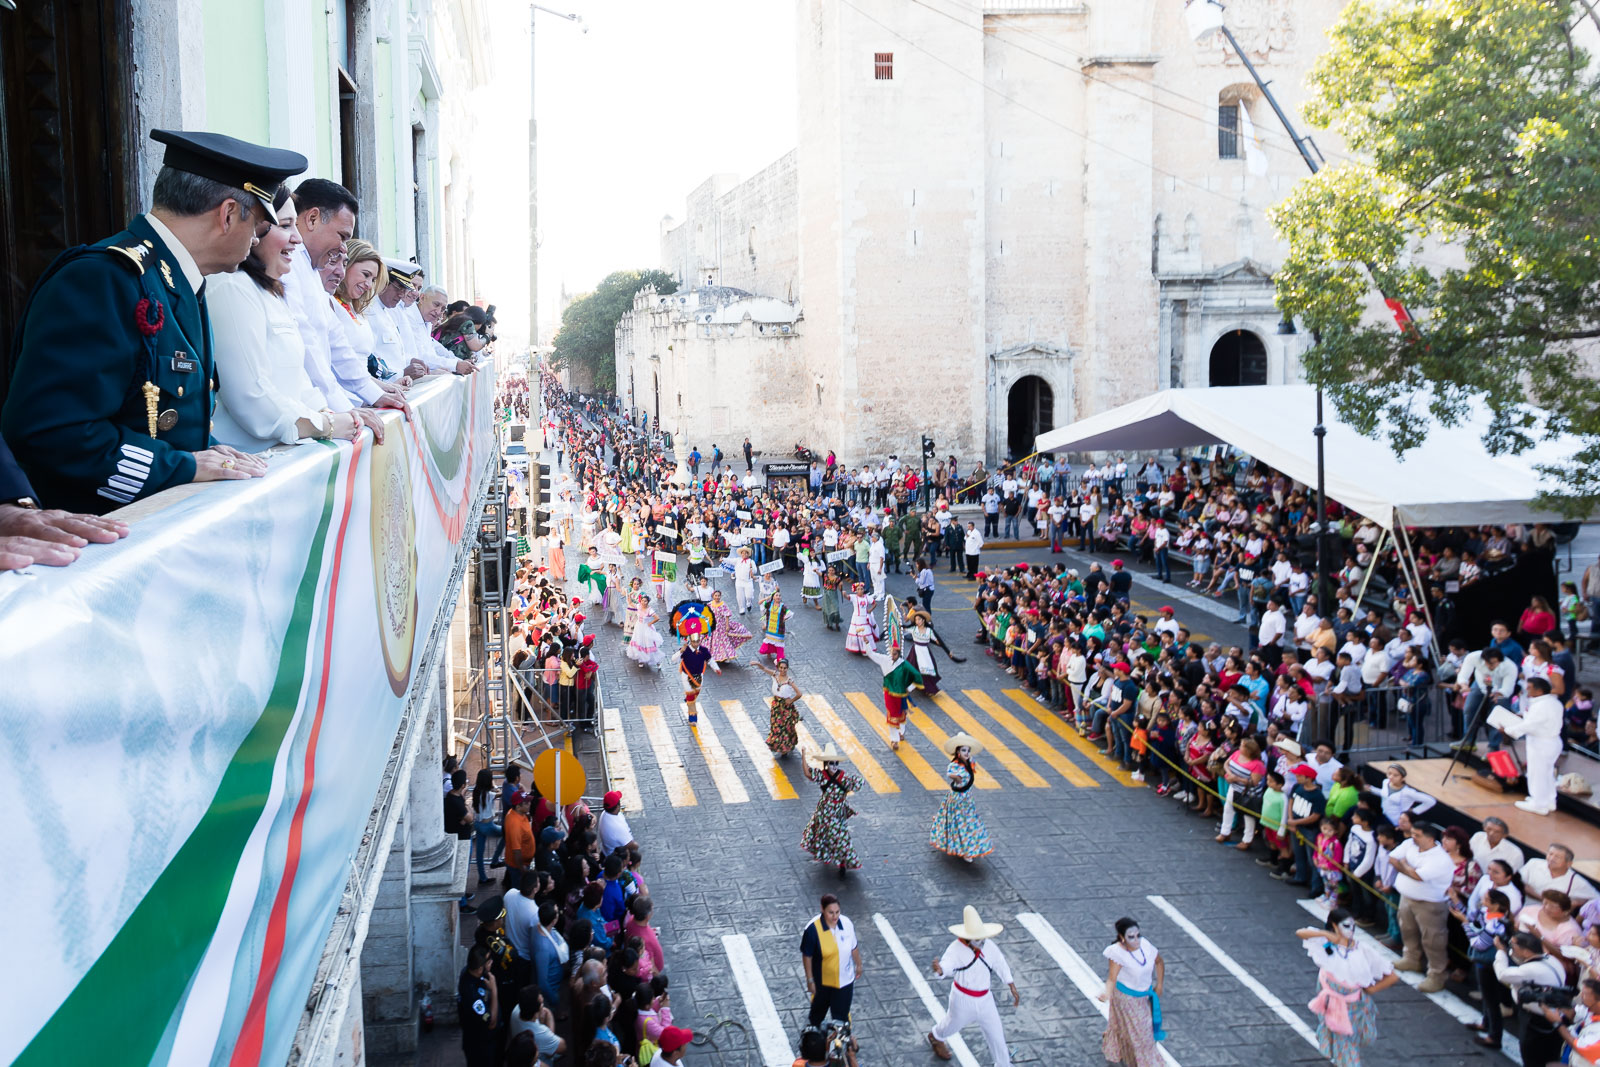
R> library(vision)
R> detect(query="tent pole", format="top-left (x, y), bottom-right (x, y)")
top-left (1395, 522), bottom-right (1444, 664)
top-left (1353, 527), bottom-right (1386, 608)
top-left (1315, 385), bottom-right (1333, 614)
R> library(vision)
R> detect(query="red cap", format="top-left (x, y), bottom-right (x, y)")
top-left (975, 571), bottom-right (987, 579)
top-left (1113, 662), bottom-right (1132, 673)
top-left (582, 634), bottom-right (595, 646)
top-left (1291, 764), bottom-right (1318, 779)
top-left (1112, 559), bottom-right (1124, 567)
top-left (509, 789), bottom-right (532, 807)
top-left (604, 790), bottom-right (623, 808)
top-left (1159, 605), bottom-right (1175, 614)
top-left (574, 613), bottom-right (586, 623)
top-left (659, 1027), bottom-right (693, 1053)
top-left (572, 596), bottom-right (582, 605)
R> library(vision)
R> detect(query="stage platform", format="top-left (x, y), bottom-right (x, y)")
top-left (1376, 757), bottom-right (1600, 871)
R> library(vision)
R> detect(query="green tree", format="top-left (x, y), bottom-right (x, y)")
top-left (549, 270), bottom-right (678, 393)
top-left (1271, 0), bottom-right (1600, 512)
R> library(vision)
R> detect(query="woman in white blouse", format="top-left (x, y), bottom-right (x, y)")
top-left (1298, 908), bottom-right (1397, 1066)
top-left (331, 239), bottom-right (393, 379)
top-left (1099, 917), bottom-right (1165, 1066)
top-left (209, 184), bottom-right (361, 450)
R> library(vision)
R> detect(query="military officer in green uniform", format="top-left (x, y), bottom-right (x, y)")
top-left (1, 129), bottom-right (309, 514)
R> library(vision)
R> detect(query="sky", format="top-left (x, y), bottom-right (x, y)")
top-left (474, 1), bottom-right (799, 346)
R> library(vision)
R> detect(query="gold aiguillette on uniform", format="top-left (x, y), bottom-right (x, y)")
top-left (142, 381), bottom-right (160, 438)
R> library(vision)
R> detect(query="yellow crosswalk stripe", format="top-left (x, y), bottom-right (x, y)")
top-left (601, 707), bottom-right (643, 812)
top-left (962, 690), bottom-right (1098, 788)
top-left (905, 706), bottom-right (1001, 789)
top-left (685, 703), bottom-right (750, 804)
top-left (638, 705), bottom-right (698, 806)
top-left (801, 695), bottom-right (900, 794)
top-left (1002, 688), bottom-right (1143, 788)
top-left (930, 692), bottom-right (1049, 788)
top-left (841, 692), bottom-right (947, 790)
top-left (720, 700), bottom-right (799, 800)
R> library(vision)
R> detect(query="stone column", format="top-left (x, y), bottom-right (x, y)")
top-left (360, 808), bottom-right (416, 1056)
top-left (408, 658), bottom-right (471, 1012)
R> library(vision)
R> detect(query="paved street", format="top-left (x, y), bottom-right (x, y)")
top-left (592, 548), bottom-right (1492, 1067)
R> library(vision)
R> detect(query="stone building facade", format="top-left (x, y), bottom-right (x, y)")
top-left (616, 0), bottom-right (1334, 465)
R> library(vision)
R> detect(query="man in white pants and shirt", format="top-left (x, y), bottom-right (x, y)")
top-left (928, 906), bottom-right (1020, 1066)
top-left (733, 547), bottom-right (758, 614)
top-left (1507, 676), bottom-right (1566, 815)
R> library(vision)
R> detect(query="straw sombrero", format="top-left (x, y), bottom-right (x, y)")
top-left (948, 905), bottom-right (1003, 941)
top-left (810, 741), bottom-right (844, 764)
top-left (943, 732), bottom-right (983, 758)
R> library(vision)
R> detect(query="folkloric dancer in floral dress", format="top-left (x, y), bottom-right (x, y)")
top-left (820, 565), bottom-right (845, 631)
top-left (757, 587), bottom-right (796, 665)
top-left (906, 611), bottom-right (964, 696)
top-left (707, 589), bottom-right (754, 663)
top-left (800, 742), bottom-right (863, 875)
top-left (620, 577), bottom-right (644, 645)
top-left (754, 658), bottom-right (802, 757)
top-left (863, 647), bottom-right (923, 750)
top-left (844, 583), bottom-right (879, 654)
top-left (930, 734), bottom-right (993, 862)
top-left (1297, 909), bottom-right (1397, 1067)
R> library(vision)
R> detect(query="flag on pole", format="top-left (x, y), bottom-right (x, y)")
top-left (1240, 105), bottom-right (1269, 176)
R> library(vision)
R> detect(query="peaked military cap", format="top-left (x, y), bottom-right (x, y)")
top-left (384, 257), bottom-right (422, 291)
top-left (149, 129), bottom-right (308, 210)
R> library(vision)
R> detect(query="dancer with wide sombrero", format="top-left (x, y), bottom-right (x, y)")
top-left (927, 905), bottom-right (1021, 1066)
top-left (800, 741), bottom-right (864, 876)
top-left (931, 732), bottom-right (992, 862)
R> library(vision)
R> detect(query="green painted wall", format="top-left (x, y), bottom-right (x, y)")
top-left (375, 40), bottom-right (397, 252)
top-left (203, 0), bottom-right (269, 143)
top-left (312, 8), bottom-right (334, 176)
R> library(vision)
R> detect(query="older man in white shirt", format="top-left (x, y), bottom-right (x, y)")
top-left (1468, 817), bottom-right (1525, 872)
top-left (1521, 843), bottom-right (1598, 909)
top-left (407, 284), bottom-right (473, 375)
top-left (1389, 822), bottom-right (1455, 992)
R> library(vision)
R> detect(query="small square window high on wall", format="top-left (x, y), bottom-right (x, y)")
top-left (1218, 104), bottom-right (1240, 159)
top-left (875, 52), bottom-right (894, 80)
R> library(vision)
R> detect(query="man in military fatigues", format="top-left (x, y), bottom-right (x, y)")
top-left (1, 130), bottom-right (308, 514)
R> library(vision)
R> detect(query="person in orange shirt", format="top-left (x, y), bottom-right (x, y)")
top-left (502, 791), bottom-right (535, 893)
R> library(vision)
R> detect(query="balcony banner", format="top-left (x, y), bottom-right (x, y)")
top-left (0, 368), bottom-right (495, 1067)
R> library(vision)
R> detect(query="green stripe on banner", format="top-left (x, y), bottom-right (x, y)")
top-left (17, 454), bottom-right (343, 1066)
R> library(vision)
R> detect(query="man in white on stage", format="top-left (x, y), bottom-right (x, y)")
top-left (1493, 676), bottom-right (1566, 815)
top-left (927, 906), bottom-right (1021, 1066)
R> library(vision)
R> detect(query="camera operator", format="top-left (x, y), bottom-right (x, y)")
top-left (1495, 930), bottom-right (1573, 1066)
top-left (1542, 979), bottom-right (1600, 1066)
top-left (793, 1027), bottom-right (829, 1067)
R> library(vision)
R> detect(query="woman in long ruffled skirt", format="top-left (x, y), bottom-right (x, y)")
top-left (930, 734), bottom-right (992, 862)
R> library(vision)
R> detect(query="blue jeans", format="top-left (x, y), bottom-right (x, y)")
top-left (754, 541), bottom-right (768, 565)
top-left (1154, 547), bottom-right (1170, 582)
top-left (1003, 513), bottom-right (1020, 539)
top-left (472, 819), bottom-right (505, 881)
top-left (1050, 522), bottom-right (1064, 551)
top-left (1291, 831), bottom-right (1325, 893)
top-left (1235, 584), bottom-right (1251, 621)
top-left (1109, 713), bottom-right (1135, 766)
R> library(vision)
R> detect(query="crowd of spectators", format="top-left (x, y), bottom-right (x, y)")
top-left (445, 752), bottom-right (688, 1067)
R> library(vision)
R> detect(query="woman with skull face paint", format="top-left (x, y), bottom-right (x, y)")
top-left (1099, 917), bottom-right (1166, 1066)
top-left (1297, 907), bottom-right (1398, 1066)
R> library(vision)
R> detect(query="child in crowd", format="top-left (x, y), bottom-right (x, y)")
top-left (1255, 770), bottom-right (1290, 875)
top-left (1129, 715), bottom-right (1151, 785)
top-left (1343, 807), bottom-right (1380, 927)
top-left (1313, 816), bottom-right (1345, 909)
top-left (1373, 823), bottom-right (1404, 943)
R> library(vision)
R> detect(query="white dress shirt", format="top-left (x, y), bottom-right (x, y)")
top-left (404, 304), bottom-right (461, 372)
top-left (207, 271), bottom-right (329, 451)
top-left (282, 244), bottom-right (382, 406)
top-left (1391, 839), bottom-right (1454, 902)
top-left (1469, 831), bottom-right (1526, 872)
top-left (366, 301), bottom-right (411, 382)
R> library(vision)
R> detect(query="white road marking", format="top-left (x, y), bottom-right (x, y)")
top-left (1146, 894), bottom-right (1321, 1049)
top-left (1016, 912), bottom-right (1182, 1067)
top-left (721, 933), bottom-right (796, 1067)
top-left (872, 913), bottom-right (980, 1067)
top-left (1295, 898), bottom-right (1520, 1063)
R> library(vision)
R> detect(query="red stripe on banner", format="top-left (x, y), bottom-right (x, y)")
top-left (409, 380), bottom-right (478, 540)
top-left (230, 438), bottom-right (365, 1067)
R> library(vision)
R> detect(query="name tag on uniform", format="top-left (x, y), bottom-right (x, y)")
top-left (171, 352), bottom-right (198, 373)
top-left (271, 322), bottom-right (298, 335)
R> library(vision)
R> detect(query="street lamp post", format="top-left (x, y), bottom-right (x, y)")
top-left (528, 4), bottom-right (585, 352)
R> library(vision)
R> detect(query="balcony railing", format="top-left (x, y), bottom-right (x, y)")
top-left (0, 366), bottom-right (496, 1067)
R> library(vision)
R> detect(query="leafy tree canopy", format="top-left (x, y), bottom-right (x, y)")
top-left (549, 269), bottom-right (678, 393)
top-left (1271, 0), bottom-right (1600, 513)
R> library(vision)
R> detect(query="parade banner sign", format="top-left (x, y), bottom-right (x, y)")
top-left (0, 369), bottom-right (495, 1067)
top-left (827, 549), bottom-right (852, 563)
top-left (758, 560), bottom-right (785, 575)
top-left (656, 525), bottom-right (677, 538)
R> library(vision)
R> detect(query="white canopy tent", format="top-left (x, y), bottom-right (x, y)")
top-left (1034, 385), bottom-right (1580, 531)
